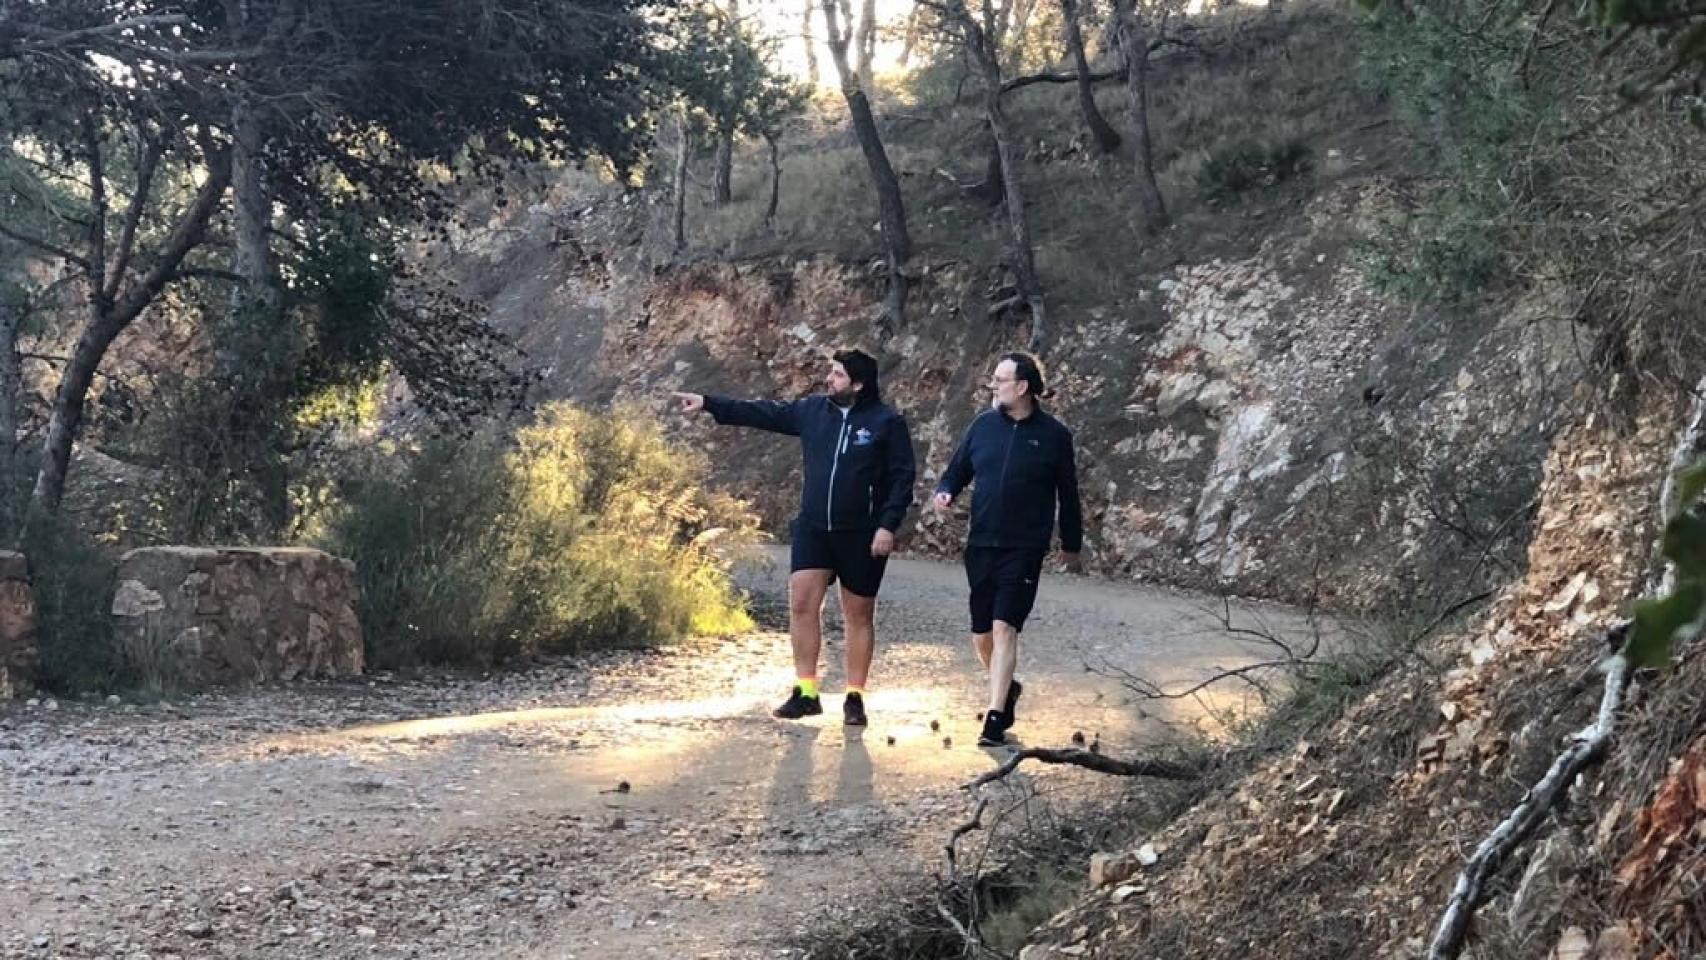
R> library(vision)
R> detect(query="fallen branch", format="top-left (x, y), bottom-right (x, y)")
top-left (1430, 374), bottom-right (1706, 959)
top-left (944, 794), bottom-right (990, 881)
top-left (1427, 639), bottom-right (1631, 960)
top-left (965, 746), bottom-right (1201, 790)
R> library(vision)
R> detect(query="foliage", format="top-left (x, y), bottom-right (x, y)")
top-left (316, 403), bottom-right (756, 667)
top-left (1628, 461), bottom-right (1706, 668)
top-left (21, 508), bottom-right (120, 695)
top-left (135, 215), bottom-right (528, 544)
top-left (1196, 136), bottom-right (1313, 200)
top-left (1589, 0), bottom-right (1706, 108)
top-left (0, 0), bottom-right (690, 520)
top-left (1354, 2), bottom-right (1550, 303)
top-left (661, 5), bottom-right (809, 142)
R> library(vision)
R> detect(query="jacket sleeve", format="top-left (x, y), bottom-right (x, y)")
top-left (935, 418), bottom-right (977, 499)
top-left (701, 395), bottom-right (805, 436)
top-left (1056, 426), bottom-right (1084, 553)
top-left (877, 414), bottom-right (918, 533)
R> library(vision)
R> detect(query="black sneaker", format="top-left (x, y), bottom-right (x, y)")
top-left (1004, 680), bottom-right (1023, 722)
top-left (843, 692), bottom-right (868, 726)
top-left (978, 709), bottom-right (1011, 747)
top-left (772, 686), bottom-right (823, 719)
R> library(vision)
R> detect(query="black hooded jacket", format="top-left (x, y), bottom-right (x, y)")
top-left (703, 393), bottom-right (916, 533)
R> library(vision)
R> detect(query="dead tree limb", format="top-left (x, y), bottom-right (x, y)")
top-left (966, 746), bottom-right (1200, 790)
top-left (1426, 641), bottom-right (1631, 960)
top-left (944, 794), bottom-right (990, 881)
top-left (1429, 374), bottom-right (1706, 959)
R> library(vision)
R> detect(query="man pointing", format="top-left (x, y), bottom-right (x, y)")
top-left (673, 348), bottom-right (916, 726)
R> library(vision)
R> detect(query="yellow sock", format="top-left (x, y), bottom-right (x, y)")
top-left (846, 685), bottom-right (866, 698)
top-left (797, 677), bottom-right (819, 698)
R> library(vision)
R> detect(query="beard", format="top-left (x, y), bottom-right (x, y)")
top-left (829, 386), bottom-right (858, 406)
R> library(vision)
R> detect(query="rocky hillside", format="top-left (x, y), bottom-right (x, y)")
top-left (429, 75), bottom-right (1563, 618)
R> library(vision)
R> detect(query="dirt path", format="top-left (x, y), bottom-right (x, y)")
top-left (0, 551), bottom-right (1323, 959)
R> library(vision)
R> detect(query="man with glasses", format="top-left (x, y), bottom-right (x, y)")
top-left (673, 349), bottom-right (916, 727)
top-left (932, 352), bottom-right (1083, 746)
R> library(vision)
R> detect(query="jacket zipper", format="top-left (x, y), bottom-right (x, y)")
top-left (995, 419), bottom-right (1018, 547)
top-left (826, 407), bottom-right (850, 528)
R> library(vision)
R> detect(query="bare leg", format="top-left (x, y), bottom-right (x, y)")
top-left (840, 587), bottom-right (876, 688)
top-left (788, 570), bottom-right (833, 681)
top-left (971, 631), bottom-right (994, 670)
top-left (986, 620), bottom-right (1019, 713)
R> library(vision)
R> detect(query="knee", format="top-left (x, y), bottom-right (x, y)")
top-left (842, 596), bottom-right (876, 627)
top-left (789, 586), bottom-right (823, 619)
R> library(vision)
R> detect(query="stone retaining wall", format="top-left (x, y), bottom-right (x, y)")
top-left (111, 547), bottom-right (363, 690)
top-left (0, 551), bottom-right (37, 698)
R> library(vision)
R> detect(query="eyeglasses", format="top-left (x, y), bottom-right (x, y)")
top-left (989, 376), bottom-right (1017, 385)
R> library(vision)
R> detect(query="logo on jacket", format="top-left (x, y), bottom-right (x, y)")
top-left (852, 427), bottom-right (875, 446)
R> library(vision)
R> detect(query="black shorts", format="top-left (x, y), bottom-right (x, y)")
top-left (790, 522), bottom-right (889, 598)
top-left (965, 546), bottom-right (1048, 634)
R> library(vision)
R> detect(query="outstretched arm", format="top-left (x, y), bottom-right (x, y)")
top-left (672, 392), bottom-right (805, 436)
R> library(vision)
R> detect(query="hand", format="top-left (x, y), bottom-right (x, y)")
top-left (670, 391), bottom-right (704, 414)
top-left (931, 491), bottom-right (953, 514)
top-left (871, 528), bottom-right (895, 558)
top-left (1060, 550), bottom-right (1083, 574)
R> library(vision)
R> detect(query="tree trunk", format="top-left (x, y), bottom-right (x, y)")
top-left (228, 0), bottom-right (276, 317)
top-left (802, 0), bottom-right (820, 86)
top-left (973, 131), bottom-right (1005, 207)
top-left (230, 103), bottom-right (274, 313)
top-left (1114, 0), bottom-right (1168, 233)
top-left (856, 0), bottom-right (878, 96)
top-left (764, 132), bottom-right (782, 228)
top-left (713, 0), bottom-right (739, 205)
top-left (822, 0), bottom-right (912, 332)
top-left (952, 0), bottom-right (1046, 348)
top-left (672, 112), bottom-right (692, 253)
top-left (1061, 0), bottom-right (1122, 153)
top-left (28, 156), bottom-right (231, 520)
top-left (0, 294), bottom-right (20, 540)
top-left (899, 7), bottom-right (922, 66)
top-left (713, 128), bottom-right (734, 205)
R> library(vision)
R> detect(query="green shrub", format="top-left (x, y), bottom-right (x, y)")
top-left (1196, 137), bottom-right (1314, 200)
top-left (315, 402), bottom-right (757, 667)
top-left (23, 514), bottom-right (120, 695)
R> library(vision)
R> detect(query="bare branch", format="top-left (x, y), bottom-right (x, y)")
top-left (0, 223), bottom-right (90, 269)
top-left (6, 14), bottom-right (192, 51)
top-left (1427, 639), bottom-right (1632, 960)
top-left (106, 133), bottom-right (165, 302)
top-left (1001, 65), bottom-right (1125, 93)
top-left (966, 746), bottom-right (1200, 789)
top-left (110, 152), bottom-right (234, 327)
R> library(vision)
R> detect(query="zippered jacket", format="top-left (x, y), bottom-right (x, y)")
top-left (703, 393), bottom-right (916, 533)
top-left (935, 406), bottom-right (1083, 552)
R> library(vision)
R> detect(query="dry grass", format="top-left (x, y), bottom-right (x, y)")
top-left (675, 0), bottom-right (1377, 318)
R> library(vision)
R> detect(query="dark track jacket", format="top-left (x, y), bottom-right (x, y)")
top-left (935, 406), bottom-right (1083, 553)
top-left (703, 393), bottom-right (916, 534)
